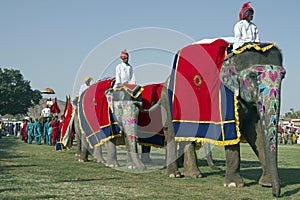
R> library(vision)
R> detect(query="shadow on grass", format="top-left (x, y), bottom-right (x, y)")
top-left (241, 168), bottom-right (300, 187)
top-left (197, 159), bottom-right (261, 169)
top-left (0, 154), bottom-right (30, 160)
top-left (238, 168), bottom-right (300, 197)
top-left (281, 187), bottom-right (300, 198)
top-left (56, 177), bottom-right (119, 183)
top-left (0, 188), bottom-right (21, 193)
top-left (197, 158), bottom-right (300, 197)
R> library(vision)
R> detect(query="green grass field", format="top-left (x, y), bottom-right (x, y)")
top-left (0, 136), bottom-right (299, 200)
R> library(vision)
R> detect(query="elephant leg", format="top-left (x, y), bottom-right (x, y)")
top-left (165, 136), bottom-right (180, 177)
top-left (124, 134), bottom-right (146, 170)
top-left (79, 146), bottom-right (88, 162)
top-left (105, 138), bottom-right (119, 167)
top-left (75, 132), bottom-right (82, 157)
top-left (243, 124), bottom-right (272, 187)
top-left (224, 143), bottom-right (244, 187)
top-left (160, 90), bottom-right (181, 178)
top-left (79, 134), bottom-right (89, 162)
top-left (141, 145), bottom-right (153, 165)
top-left (177, 142), bottom-right (184, 168)
top-left (93, 145), bottom-right (106, 164)
top-left (182, 142), bottom-right (203, 178)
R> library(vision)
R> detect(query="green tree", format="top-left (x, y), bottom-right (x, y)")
top-left (0, 68), bottom-right (42, 115)
top-left (284, 110), bottom-right (300, 119)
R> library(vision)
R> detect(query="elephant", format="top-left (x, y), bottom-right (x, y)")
top-left (71, 79), bottom-right (151, 169)
top-left (73, 79), bottom-right (219, 171)
top-left (158, 40), bottom-right (285, 197)
top-left (104, 85), bottom-right (146, 170)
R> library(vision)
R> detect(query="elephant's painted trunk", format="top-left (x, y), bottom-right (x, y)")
top-left (256, 65), bottom-right (285, 197)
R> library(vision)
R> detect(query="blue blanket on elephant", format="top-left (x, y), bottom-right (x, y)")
top-left (169, 39), bottom-right (241, 146)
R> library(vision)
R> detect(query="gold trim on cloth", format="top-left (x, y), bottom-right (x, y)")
top-left (233, 43), bottom-right (276, 55)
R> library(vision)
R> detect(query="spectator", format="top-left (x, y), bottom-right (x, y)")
top-left (114, 49), bottom-right (136, 87)
top-left (26, 118), bottom-right (34, 144)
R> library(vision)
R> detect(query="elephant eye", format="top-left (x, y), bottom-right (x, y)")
top-left (249, 72), bottom-right (257, 79)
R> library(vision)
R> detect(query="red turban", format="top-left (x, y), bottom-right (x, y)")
top-left (120, 49), bottom-right (129, 58)
top-left (239, 2), bottom-right (254, 20)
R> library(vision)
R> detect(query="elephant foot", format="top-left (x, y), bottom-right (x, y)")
top-left (168, 172), bottom-right (182, 178)
top-left (127, 164), bottom-right (146, 170)
top-left (106, 163), bottom-right (120, 168)
top-left (93, 158), bottom-right (106, 164)
top-left (183, 171), bottom-right (204, 178)
top-left (259, 176), bottom-right (272, 187)
top-left (224, 176), bottom-right (244, 188)
top-left (223, 182), bottom-right (244, 188)
top-left (127, 165), bottom-right (136, 169)
top-left (166, 162), bottom-right (181, 178)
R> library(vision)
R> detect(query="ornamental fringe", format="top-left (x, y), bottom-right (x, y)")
top-left (233, 43), bottom-right (276, 55)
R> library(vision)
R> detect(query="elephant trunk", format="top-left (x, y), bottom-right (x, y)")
top-left (259, 110), bottom-right (281, 197)
top-left (256, 65), bottom-right (285, 197)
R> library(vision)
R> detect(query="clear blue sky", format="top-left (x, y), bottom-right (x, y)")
top-left (0, 0), bottom-right (299, 114)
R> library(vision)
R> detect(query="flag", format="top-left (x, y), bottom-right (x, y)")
top-left (50, 97), bottom-right (61, 114)
top-left (56, 95), bottom-right (75, 150)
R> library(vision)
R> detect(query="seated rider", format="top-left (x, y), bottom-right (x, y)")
top-left (114, 49), bottom-right (136, 87)
top-left (233, 2), bottom-right (260, 50)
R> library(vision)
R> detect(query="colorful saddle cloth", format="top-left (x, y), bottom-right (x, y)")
top-left (113, 84), bottom-right (144, 99)
top-left (79, 80), bottom-right (165, 148)
top-left (138, 83), bottom-right (165, 148)
top-left (168, 39), bottom-right (241, 145)
top-left (78, 78), bottom-right (121, 148)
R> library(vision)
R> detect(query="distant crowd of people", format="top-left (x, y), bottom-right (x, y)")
top-left (278, 121), bottom-right (300, 145)
top-left (0, 115), bottom-right (74, 148)
top-left (0, 97), bottom-right (75, 148)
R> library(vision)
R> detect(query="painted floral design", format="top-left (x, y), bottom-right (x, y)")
top-left (255, 65), bottom-right (285, 151)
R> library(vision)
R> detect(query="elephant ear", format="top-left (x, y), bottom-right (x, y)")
top-left (219, 65), bottom-right (240, 96)
top-left (238, 67), bottom-right (258, 103)
top-left (220, 64), bottom-right (258, 103)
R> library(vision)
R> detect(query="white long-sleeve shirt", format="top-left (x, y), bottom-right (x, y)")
top-left (79, 83), bottom-right (89, 96)
top-left (115, 62), bottom-right (136, 86)
top-left (233, 20), bottom-right (259, 50)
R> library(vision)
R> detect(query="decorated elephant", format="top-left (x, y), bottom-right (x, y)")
top-left (73, 78), bottom-right (218, 170)
top-left (104, 84), bottom-right (147, 169)
top-left (74, 78), bottom-right (153, 169)
top-left (159, 39), bottom-right (285, 197)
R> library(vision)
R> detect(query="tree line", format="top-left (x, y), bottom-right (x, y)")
top-left (0, 68), bottom-right (42, 116)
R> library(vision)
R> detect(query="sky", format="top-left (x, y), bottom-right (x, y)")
top-left (0, 0), bottom-right (299, 115)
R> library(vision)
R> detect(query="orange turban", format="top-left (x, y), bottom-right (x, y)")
top-left (120, 49), bottom-right (129, 58)
top-left (239, 2), bottom-right (254, 20)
